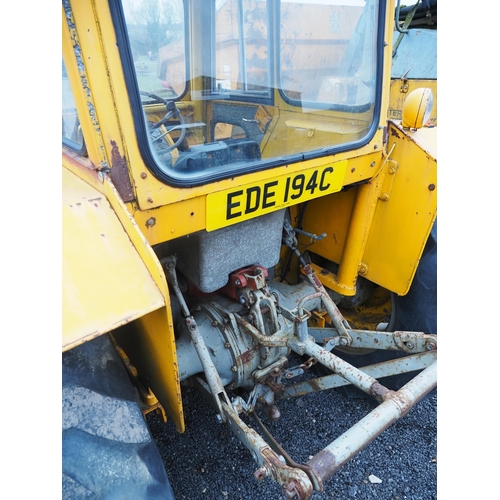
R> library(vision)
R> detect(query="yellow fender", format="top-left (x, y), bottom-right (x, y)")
top-left (62, 165), bottom-right (184, 431)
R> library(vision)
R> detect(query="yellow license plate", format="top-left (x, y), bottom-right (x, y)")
top-left (206, 161), bottom-right (347, 231)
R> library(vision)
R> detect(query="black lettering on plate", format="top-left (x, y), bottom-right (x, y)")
top-left (227, 190), bottom-right (243, 220)
top-left (262, 181), bottom-right (278, 208)
top-left (319, 167), bottom-right (333, 191)
top-left (245, 186), bottom-right (261, 214)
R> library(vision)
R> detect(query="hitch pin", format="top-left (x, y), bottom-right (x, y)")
top-left (323, 337), bottom-right (342, 351)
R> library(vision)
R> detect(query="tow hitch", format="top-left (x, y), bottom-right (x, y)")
top-left (166, 256), bottom-right (437, 499)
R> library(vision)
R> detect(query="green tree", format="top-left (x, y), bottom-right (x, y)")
top-left (125, 0), bottom-right (184, 57)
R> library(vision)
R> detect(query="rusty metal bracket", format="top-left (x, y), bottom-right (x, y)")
top-left (308, 327), bottom-right (437, 353)
top-left (168, 253), bottom-right (437, 498)
top-left (393, 330), bottom-right (437, 353)
top-left (282, 350), bottom-right (436, 399)
top-left (164, 255), bottom-right (231, 421)
top-left (305, 361), bottom-right (436, 485)
top-left (289, 339), bottom-right (391, 402)
top-left (250, 412), bottom-right (324, 493)
top-left (186, 312), bottom-right (436, 498)
top-left (221, 401), bottom-right (314, 500)
top-left (399, 68), bottom-right (411, 93)
top-left (221, 342), bottom-right (436, 499)
top-left (300, 263), bottom-right (352, 345)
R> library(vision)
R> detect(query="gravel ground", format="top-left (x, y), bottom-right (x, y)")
top-left (147, 374), bottom-right (437, 500)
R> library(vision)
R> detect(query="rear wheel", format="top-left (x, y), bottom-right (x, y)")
top-left (62, 334), bottom-right (175, 500)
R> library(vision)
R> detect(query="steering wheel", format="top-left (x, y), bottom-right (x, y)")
top-left (139, 91), bottom-right (186, 154)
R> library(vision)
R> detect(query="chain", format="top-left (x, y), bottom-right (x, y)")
top-left (300, 357), bottom-right (317, 370)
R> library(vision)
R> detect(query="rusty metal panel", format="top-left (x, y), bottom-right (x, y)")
top-left (62, 167), bottom-right (165, 351)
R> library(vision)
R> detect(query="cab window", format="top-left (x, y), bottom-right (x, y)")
top-left (116, 0), bottom-right (383, 186)
top-left (122, 0), bottom-right (186, 98)
top-left (62, 59), bottom-right (85, 150)
top-left (214, 0), bottom-right (271, 98)
top-left (279, 0), bottom-right (377, 110)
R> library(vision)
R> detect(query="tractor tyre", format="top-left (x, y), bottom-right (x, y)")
top-left (62, 334), bottom-right (175, 500)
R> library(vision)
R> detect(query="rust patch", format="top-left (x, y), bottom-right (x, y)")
top-left (369, 381), bottom-right (393, 400)
top-left (240, 348), bottom-right (256, 364)
top-left (390, 127), bottom-right (401, 139)
top-left (109, 140), bottom-right (135, 202)
top-left (307, 449), bottom-right (339, 482)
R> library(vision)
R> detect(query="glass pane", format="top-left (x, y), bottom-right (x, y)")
top-left (122, 0), bottom-right (186, 98)
top-left (119, 0), bottom-right (380, 184)
top-left (62, 60), bottom-right (84, 147)
top-left (280, 0), bottom-right (377, 108)
top-left (215, 0), bottom-right (271, 95)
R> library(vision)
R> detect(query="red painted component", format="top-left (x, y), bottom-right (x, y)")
top-left (221, 265), bottom-right (268, 300)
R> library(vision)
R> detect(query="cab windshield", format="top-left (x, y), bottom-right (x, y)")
top-left (118, 0), bottom-right (382, 185)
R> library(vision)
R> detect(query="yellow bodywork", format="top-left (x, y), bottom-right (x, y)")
top-left (62, 0), bottom-right (435, 433)
top-left (300, 120), bottom-right (436, 296)
top-left (362, 121), bottom-right (436, 294)
top-left (62, 167), bottom-right (165, 351)
top-left (388, 78), bottom-right (437, 126)
top-left (62, 162), bottom-right (184, 431)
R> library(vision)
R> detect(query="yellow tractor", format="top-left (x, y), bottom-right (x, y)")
top-left (62, 1), bottom-right (437, 498)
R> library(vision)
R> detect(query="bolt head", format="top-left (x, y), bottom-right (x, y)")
top-left (358, 263), bottom-right (368, 275)
top-left (284, 481), bottom-right (300, 499)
